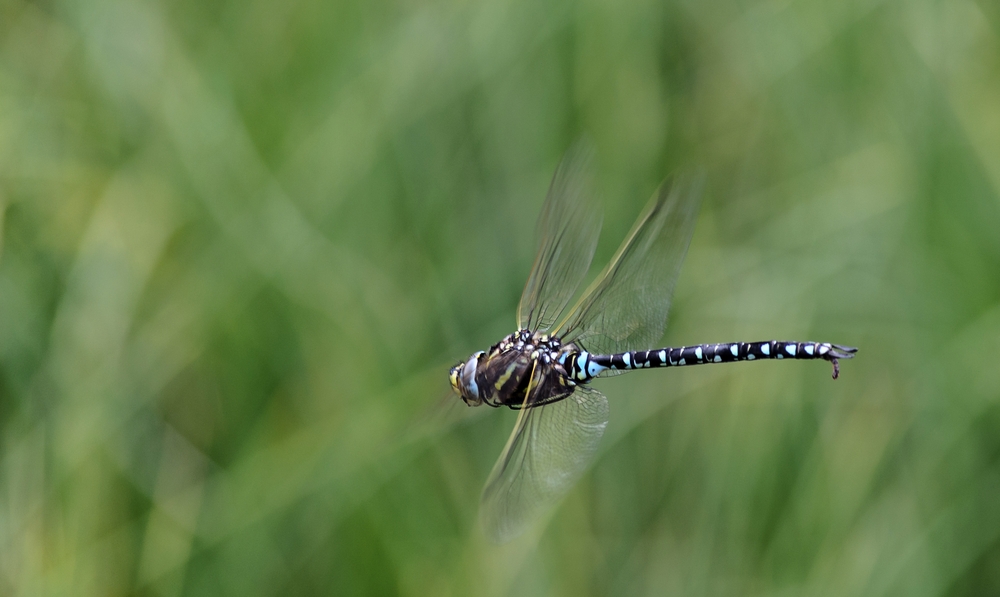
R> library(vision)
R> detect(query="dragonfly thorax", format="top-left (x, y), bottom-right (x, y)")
top-left (449, 329), bottom-right (579, 408)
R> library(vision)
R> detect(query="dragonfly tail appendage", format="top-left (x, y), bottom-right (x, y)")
top-left (824, 343), bottom-right (858, 379)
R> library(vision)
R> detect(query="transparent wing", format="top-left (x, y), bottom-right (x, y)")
top-left (479, 384), bottom-right (610, 543)
top-left (517, 144), bottom-right (603, 333)
top-left (555, 174), bottom-right (703, 357)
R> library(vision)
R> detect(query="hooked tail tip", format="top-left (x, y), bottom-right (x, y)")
top-left (829, 344), bottom-right (858, 360)
top-left (828, 344), bottom-right (857, 379)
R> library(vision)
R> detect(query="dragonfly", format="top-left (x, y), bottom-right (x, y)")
top-left (449, 146), bottom-right (857, 543)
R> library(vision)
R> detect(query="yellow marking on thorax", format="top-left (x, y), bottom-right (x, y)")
top-left (494, 361), bottom-right (519, 391)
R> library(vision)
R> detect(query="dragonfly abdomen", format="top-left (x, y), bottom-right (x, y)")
top-left (573, 341), bottom-right (857, 381)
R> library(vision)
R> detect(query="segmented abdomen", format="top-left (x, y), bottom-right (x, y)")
top-left (566, 341), bottom-right (856, 381)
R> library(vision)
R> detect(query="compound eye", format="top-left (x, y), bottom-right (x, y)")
top-left (461, 352), bottom-right (483, 400)
top-left (461, 355), bottom-right (478, 385)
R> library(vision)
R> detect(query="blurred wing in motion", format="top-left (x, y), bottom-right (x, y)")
top-left (517, 145), bottom-right (603, 333)
top-left (556, 174), bottom-right (703, 358)
top-left (479, 384), bottom-right (609, 543)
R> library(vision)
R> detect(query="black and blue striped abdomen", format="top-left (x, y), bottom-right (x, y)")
top-left (566, 341), bottom-right (857, 381)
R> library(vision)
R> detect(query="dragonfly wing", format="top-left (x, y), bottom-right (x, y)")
top-left (517, 144), bottom-right (603, 333)
top-left (556, 174), bottom-right (703, 356)
top-left (480, 384), bottom-right (609, 543)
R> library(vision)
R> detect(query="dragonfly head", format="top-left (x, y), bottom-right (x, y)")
top-left (450, 351), bottom-right (485, 406)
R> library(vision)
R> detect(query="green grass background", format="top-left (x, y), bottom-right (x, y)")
top-left (2, 0), bottom-right (1000, 595)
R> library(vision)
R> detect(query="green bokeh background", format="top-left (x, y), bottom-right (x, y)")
top-left (3, 0), bottom-right (1000, 595)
